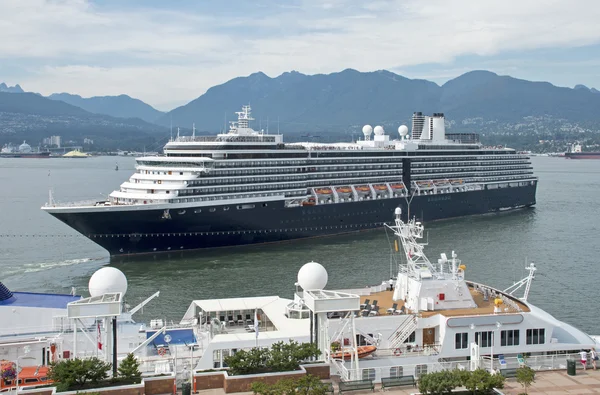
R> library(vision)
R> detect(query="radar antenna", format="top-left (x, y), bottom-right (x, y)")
top-left (503, 263), bottom-right (537, 301)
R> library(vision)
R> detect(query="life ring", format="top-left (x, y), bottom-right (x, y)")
top-left (393, 348), bottom-right (402, 356)
top-left (158, 347), bottom-right (167, 356)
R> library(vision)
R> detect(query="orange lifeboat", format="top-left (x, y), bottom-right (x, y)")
top-left (330, 346), bottom-right (377, 361)
top-left (391, 183), bottom-right (405, 190)
top-left (355, 185), bottom-right (370, 192)
top-left (336, 186), bottom-right (352, 194)
top-left (314, 188), bottom-right (333, 195)
top-left (302, 197), bottom-right (316, 206)
top-left (450, 179), bottom-right (464, 185)
top-left (0, 360), bottom-right (52, 391)
top-left (374, 184), bottom-right (388, 191)
top-left (416, 181), bottom-right (433, 188)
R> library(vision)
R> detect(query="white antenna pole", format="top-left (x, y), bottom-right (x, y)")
top-left (177, 127), bottom-right (180, 139)
top-left (277, 117), bottom-right (280, 134)
top-left (192, 123), bottom-right (196, 138)
top-left (170, 115), bottom-right (173, 141)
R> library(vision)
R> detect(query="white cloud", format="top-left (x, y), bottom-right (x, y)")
top-left (2, 0), bottom-right (600, 109)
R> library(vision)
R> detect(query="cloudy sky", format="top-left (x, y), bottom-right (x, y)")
top-left (1, 0), bottom-right (600, 111)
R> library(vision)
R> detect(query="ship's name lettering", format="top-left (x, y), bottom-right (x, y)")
top-left (427, 195), bottom-right (451, 202)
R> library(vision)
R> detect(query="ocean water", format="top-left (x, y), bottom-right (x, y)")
top-left (0, 156), bottom-right (598, 333)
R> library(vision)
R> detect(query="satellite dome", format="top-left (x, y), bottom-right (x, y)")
top-left (398, 125), bottom-right (409, 137)
top-left (374, 125), bottom-right (384, 135)
top-left (362, 125), bottom-right (373, 135)
top-left (297, 261), bottom-right (328, 290)
top-left (88, 267), bottom-right (128, 297)
top-left (18, 141), bottom-right (32, 153)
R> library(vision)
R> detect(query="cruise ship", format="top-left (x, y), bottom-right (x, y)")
top-left (42, 106), bottom-right (537, 256)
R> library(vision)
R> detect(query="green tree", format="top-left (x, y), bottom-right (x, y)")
top-left (48, 358), bottom-right (111, 391)
top-left (418, 370), bottom-right (462, 394)
top-left (250, 375), bottom-right (327, 395)
top-left (225, 347), bottom-right (270, 376)
top-left (225, 341), bottom-right (321, 376)
top-left (516, 365), bottom-right (535, 394)
top-left (463, 369), bottom-right (504, 394)
top-left (117, 353), bottom-right (142, 382)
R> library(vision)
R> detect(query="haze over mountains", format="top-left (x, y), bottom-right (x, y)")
top-left (2, 69), bottom-right (600, 149)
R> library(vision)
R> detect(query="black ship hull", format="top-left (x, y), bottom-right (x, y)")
top-left (564, 152), bottom-right (600, 159)
top-left (46, 184), bottom-right (536, 256)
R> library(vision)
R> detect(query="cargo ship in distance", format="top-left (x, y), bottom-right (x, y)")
top-left (1, 141), bottom-right (50, 158)
top-left (564, 143), bottom-right (600, 159)
top-left (42, 107), bottom-right (537, 256)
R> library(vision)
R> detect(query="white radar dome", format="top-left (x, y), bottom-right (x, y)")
top-left (374, 125), bottom-right (384, 135)
top-left (297, 261), bottom-right (328, 290)
top-left (88, 267), bottom-right (128, 297)
top-left (362, 125), bottom-right (373, 135)
top-left (398, 125), bottom-right (409, 137)
top-left (18, 141), bottom-right (32, 153)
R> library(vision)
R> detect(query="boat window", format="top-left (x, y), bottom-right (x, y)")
top-left (212, 349), bottom-right (222, 369)
top-left (25, 379), bottom-right (39, 384)
top-left (475, 331), bottom-right (493, 347)
top-left (361, 368), bottom-right (375, 381)
top-left (500, 329), bottom-right (520, 346)
top-left (455, 332), bottom-right (468, 349)
top-left (389, 366), bottom-right (403, 378)
top-left (526, 328), bottom-right (545, 345)
top-left (415, 364), bottom-right (428, 378)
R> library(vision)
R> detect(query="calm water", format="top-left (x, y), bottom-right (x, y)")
top-left (0, 156), bottom-right (598, 333)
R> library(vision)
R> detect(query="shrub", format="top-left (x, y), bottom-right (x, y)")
top-left (225, 341), bottom-right (321, 376)
top-left (516, 365), bottom-right (535, 394)
top-left (251, 375), bottom-right (328, 395)
top-left (418, 369), bottom-right (462, 394)
top-left (418, 368), bottom-right (505, 395)
top-left (462, 368), bottom-right (505, 394)
top-left (48, 357), bottom-right (111, 391)
top-left (117, 353), bottom-right (141, 382)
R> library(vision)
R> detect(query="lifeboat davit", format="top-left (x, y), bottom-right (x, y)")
top-left (330, 345), bottom-right (377, 361)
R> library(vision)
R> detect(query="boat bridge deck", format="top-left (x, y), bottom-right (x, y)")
top-left (356, 282), bottom-right (529, 318)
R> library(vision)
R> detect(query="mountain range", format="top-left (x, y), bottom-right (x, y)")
top-left (156, 69), bottom-right (600, 132)
top-left (0, 92), bottom-right (166, 150)
top-left (2, 69), bottom-right (600, 149)
top-left (0, 83), bottom-right (24, 93)
top-left (47, 93), bottom-right (164, 123)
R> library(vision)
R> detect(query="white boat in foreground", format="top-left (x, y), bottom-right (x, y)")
top-left (1, 208), bottom-right (598, 385)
